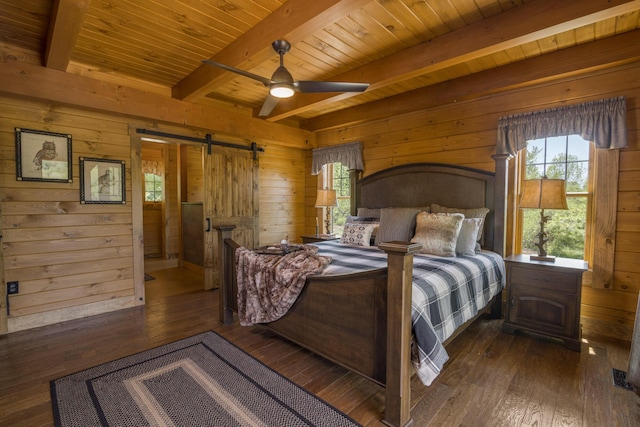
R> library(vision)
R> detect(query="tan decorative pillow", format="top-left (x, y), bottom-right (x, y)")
top-left (340, 223), bottom-right (376, 247)
top-left (411, 212), bottom-right (464, 257)
top-left (431, 204), bottom-right (489, 247)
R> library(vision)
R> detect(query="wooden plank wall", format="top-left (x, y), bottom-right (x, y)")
top-left (260, 144), bottom-right (306, 246)
top-left (315, 62), bottom-right (640, 340)
top-left (0, 96), bottom-right (136, 332)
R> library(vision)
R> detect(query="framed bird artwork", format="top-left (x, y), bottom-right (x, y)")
top-left (15, 128), bottom-right (72, 183)
top-left (80, 157), bottom-right (126, 204)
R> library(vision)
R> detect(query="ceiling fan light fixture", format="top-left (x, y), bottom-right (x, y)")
top-left (270, 83), bottom-right (294, 98)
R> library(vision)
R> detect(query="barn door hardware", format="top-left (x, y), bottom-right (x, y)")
top-left (136, 129), bottom-right (263, 159)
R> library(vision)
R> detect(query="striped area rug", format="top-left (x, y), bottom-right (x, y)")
top-left (51, 331), bottom-right (360, 426)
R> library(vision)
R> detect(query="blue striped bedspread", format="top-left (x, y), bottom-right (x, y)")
top-left (311, 240), bottom-right (505, 386)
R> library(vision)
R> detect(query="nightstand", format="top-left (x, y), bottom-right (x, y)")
top-left (300, 234), bottom-right (339, 244)
top-left (502, 254), bottom-right (588, 351)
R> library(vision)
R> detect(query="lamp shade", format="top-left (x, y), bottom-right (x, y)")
top-left (519, 178), bottom-right (568, 210)
top-left (315, 189), bottom-right (338, 207)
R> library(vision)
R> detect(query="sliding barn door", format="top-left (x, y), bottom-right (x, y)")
top-left (203, 147), bottom-right (258, 290)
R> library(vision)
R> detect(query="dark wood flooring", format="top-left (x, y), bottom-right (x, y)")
top-left (1, 267), bottom-right (638, 426)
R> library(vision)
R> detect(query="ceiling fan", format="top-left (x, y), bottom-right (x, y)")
top-left (202, 40), bottom-right (370, 117)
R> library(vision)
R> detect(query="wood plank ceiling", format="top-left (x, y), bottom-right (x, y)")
top-left (1, 0), bottom-right (640, 131)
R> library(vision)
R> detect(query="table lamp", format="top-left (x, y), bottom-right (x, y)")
top-left (315, 188), bottom-right (338, 234)
top-left (519, 177), bottom-right (568, 262)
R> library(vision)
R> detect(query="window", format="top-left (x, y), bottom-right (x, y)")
top-left (144, 172), bottom-right (163, 202)
top-left (518, 135), bottom-right (592, 260)
top-left (142, 159), bottom-right (163, 202)
top-left (326, 162), bottom-right (351, 235)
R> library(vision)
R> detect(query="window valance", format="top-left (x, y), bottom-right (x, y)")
top-left (497, 96), bottom-right (627, 155)
top-left (311, 141), bottom-right (364, 175)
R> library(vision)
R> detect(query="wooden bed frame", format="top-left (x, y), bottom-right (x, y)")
top-left (216, 163), bottom-right (505, 427)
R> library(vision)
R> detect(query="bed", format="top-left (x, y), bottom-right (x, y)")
top-left (215, 163), bottom-right (506, 427)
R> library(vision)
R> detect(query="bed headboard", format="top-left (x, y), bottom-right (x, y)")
top-left (355, 163), bottom-right (498, 252)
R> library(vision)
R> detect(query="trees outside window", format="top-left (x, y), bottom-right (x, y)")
top-left (329, 162), bottom-right (350, 235)
top-left (520, 135), bottom-right (592, 260)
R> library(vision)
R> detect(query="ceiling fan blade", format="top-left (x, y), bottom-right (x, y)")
top-left (258, 95), bottom-right (280, 116)
top-left (295, 81), bottom-right (369, 93)
top-left (202, 59), bottom-right (272, 87)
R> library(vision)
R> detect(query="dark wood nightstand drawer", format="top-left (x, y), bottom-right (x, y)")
top-left (502, 255), bottom-right (588, 352)
top-left (508, 285), bottom-right (577, 337)
top-left (509, 266), bottom-right (579, 294)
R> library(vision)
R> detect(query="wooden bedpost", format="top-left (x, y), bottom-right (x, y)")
top-left (379, 241), bottom-right (423, 427)
top-left (215, 225), bottom-right (236, 325)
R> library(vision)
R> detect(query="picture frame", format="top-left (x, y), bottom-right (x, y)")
top-left (80, 157), bottom-right (126, 204)
top-left (15, 128), bottom-right (73, 183)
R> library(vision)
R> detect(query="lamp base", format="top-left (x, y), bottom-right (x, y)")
top-left (530, 254), bottom-right (556, 263)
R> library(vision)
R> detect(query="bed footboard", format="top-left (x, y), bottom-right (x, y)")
top-left (216, 226), bottom-right (420, 427)
top-left (216, 225), bottom-right (239, 325)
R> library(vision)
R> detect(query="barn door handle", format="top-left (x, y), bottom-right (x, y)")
top-left (205, 218), bottom-right (211, 232)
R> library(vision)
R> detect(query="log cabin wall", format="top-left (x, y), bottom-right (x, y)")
top-left (0, 96), bottom-right (308, 333)
top-left (315, 62), bottom-right (640, 341)
top-left (260, 144), bottom-right (306, 246)
top-left (1, 96), bottom-right (137, 332)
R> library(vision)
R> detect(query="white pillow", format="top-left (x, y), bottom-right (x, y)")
top-left (456, 218), bottom-right (482, 256)
top-left (340, 223), bottom-right (376, 247)
top-left (411, 212), bottom-right (464, 257)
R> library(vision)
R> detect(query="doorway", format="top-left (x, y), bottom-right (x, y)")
top-left (132, 126), bottom-right (260, 303)
top-left (140, 140), bottom-right (205, 299)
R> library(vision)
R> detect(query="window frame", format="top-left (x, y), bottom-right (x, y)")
top-left (514, 136), bottom-right (594, 262)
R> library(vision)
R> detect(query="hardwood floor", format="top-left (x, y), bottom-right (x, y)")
top-left (1, 267), bottom-right (638, 426)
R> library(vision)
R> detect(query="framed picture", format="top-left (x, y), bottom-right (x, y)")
top-left (15, 128), bottom-right (72, 183)
top-left (80, 157), bottom-right (126, 204)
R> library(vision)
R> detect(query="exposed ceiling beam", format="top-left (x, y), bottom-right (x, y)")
top-left (263, 0), bottom-right (640, 121)
top-left (0, 59), bottom-right (312, 148)
top-left (303, 29), bottom-right (640, 132)
top-left (45, 0), bottom-right (91, 70)
top-left (172, 0), bottom-right (371, 102)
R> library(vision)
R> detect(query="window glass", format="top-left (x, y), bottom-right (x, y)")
top-left (520, 135), bottom-right (591, 260)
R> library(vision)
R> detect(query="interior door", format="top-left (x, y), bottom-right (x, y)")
top-left (203, 146), bottom-right (259, 289)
